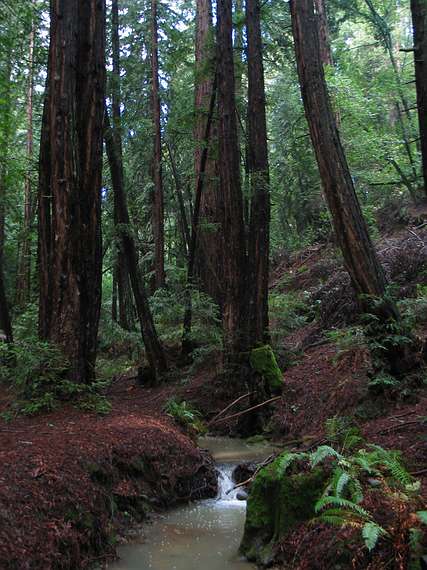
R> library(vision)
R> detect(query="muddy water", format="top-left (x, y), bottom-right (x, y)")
top-left (108, 436), bottom-right (276, 570)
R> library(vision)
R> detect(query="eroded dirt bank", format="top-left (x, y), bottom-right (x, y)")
top-left (0, 397), bottom-right (217, 569)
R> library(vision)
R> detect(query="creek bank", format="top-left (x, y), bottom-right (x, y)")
top-left (0, 406), bottom-right (217, 570)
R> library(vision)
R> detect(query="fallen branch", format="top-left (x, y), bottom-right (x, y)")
top-left (209, 396), bottom-right (282, 425)
top-left (207, 392), bottom-right (252, 426)
top-left (378, 419), bottom-right (425, 435)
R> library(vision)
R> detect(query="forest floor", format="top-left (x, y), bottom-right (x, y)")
top-left (0, 205), bottom-right (426, 569)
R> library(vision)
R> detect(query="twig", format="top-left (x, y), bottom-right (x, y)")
top-left (410, 468), bottom-right (427, 476)
top-left (207, 392), bottom-right (252, 425)
top-left (378, 420), bottom-right (424, 435)
top-left (210, 396), bottom-right (282, 425)
top-left (226, 453), bottom-right (276, 494)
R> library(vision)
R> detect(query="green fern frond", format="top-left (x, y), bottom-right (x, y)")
top-left (315, 496), bottom-right (371, 520)
top-left (362, 521), bottom-right (387, 551)
top-left (310, 445), bottom-right (343, 467)
top-left (276, 452), bottom-right (304, 475)
top-left (335, 471), bottom-right (351, 496)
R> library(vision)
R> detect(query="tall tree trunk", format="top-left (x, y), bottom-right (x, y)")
top-left (290, 0), bottom-right (418, 375)
top-left (0, 49), bottom-right (12, 343)
top-left (111, 0), bottom-right (134, 330)
top-left (314, 0), bottom-right (333, 66)
top-left (38, 0), bottom-right (106, 383)
top-left (150, 0), bottom-right (165, 290)
top-left (246, 0), bottom-right (270, 345)
top-left (105, 110), bottom-right (167, 379)
top-left (194, 0), bottom-right (223, 308)
top-left (217, 0), bottom-right (247, 367)
top-left (16, 12), bottom-right (35, 309)
top-left (410, 0), bottom-right (427, 198)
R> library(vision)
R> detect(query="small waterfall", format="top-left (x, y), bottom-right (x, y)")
top-left (217, 463), bottom-right (240, 501)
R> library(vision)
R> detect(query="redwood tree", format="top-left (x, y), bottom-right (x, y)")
top-left (290, 0), bottom-right (418, 374)
top-left (216, 0), bottom-right (247, 366)
top-left (16, 9), bottom-right (36, 309)
top-left (38, 0), bottom-right (106, 383)
top-left (150, 0), bottom-right (166, 290)
top-left (246, 0), bottom-right (270, 345)
top-left (111, 0), bottom-right (134, 330)
top-left (410, 0), bottom-right (427, 198)
top-left (194, 0), bottom-right (223, 309)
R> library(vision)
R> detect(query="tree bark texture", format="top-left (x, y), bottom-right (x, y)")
top-left (290, 0), bottom-right (398, 321)
top-left (194, 0), bottom-right (223, 308)
top-left (105, 110), bottom-right (167, 379)
top-left (411, 0), bottom-right (427, 198)
top-left (150, 0), bottom-right (165, 289)
top-left (16, 13), bottom-right (36, 308)
top-left (246, 0), bottom-right (271, 346)
top-left (217, 0), bottom-right (247, 363)
top-left (0, 50), bottom-right (12, 343)
top-left (38, 0), bottom-right (106, 383)
top-left (111, 0), bottom-right (134, 330)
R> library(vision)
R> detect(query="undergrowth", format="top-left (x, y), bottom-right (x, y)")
top-left (275, 437), bottom-right (421, 554)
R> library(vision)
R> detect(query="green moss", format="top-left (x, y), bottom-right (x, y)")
top-left (250, 345), bottom-right (283, 393)
top-left (240, 455), bottom-right (327, 566)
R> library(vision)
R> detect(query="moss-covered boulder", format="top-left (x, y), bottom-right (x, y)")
top-left (240, 455), bottom-right (327, 566)
top-left (250, 345), bottom-right (283, 393)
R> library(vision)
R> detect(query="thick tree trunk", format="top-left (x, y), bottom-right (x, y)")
top-left (217, 0), bottom-right (247, 366)
top-left (410, 0), bottom-right (427, 198)
top-left (16, 15), bottom-right (35, 309)
top-left (150, 0), bottom-right (165, 290)
top-left (38, 0), bottom-right (106, 383)
top-left (194, 0), bottom-right (223, 308)
top-left (290, 0), bottom-right (420, 376)
top-left (246, 0), bottom-right (270, 346)
top-left (105, 110), bottom-right (167, 380)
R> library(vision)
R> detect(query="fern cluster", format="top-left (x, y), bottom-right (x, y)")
top-left (275, 442), bottom-right (416, 552)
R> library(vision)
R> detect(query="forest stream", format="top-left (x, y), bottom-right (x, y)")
top-left (107, 437), bottom-right (276, 570)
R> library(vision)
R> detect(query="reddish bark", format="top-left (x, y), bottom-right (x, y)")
top-left (217, 0), bottom-right (247, 364)
top-left (38, 0), bottom-right (106, 383)
top-left (150, 0), bottom-right (165, 290)
top-left (194, 0), bottom-right (223, 308)
top-left (246, 0), bottom-right (270, 345)
top-left (16, 12), bottom-right (35, 309)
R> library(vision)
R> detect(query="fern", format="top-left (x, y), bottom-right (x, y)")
top-left (362, 522), bottom-right (387, 551)
top-left (368, 445), bottom-right (413, 485)
top-left (276, 452), bottom-right (305, 475)
top-left (310, 445), bottom-right (343, 467)
top-left (315, 496), bottom-right (371, 520)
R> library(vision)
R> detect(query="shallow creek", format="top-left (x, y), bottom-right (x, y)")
top-left (107, 436), bottom-right (276, 570)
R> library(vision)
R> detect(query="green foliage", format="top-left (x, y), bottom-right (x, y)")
top-left (271, 441), bottom-right (414, 553)
top-left (0, 339), bottom-right (111, 416)
top-left (164, 398), bottom-right (206, 435)
top-left (269, 292), bottom-right (312, 347)
top-left (325, 326), bottom-right (367, 358)
top-left (150, 287), bottom-right (222, 348)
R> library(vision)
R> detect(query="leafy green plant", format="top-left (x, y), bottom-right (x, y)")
top-left (325, 326), bottom-right (368, 359)
top-left (164, 398), bottom-right (206, 435)
top-left (274, 442), bottom-right (416, 553)
top-left (0, 339), bottom-right (112, 416)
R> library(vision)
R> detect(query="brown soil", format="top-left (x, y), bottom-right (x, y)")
top-left (0, 386), bottom-right (217, 570)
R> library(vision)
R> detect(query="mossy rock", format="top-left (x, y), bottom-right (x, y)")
top-left (250, 345), bottom-right (283, 393)
top-left (240, 455), bottom-right (327, 566)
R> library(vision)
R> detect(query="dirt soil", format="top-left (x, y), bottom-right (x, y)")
top-left (0, 387), bottom-right (217, 570)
